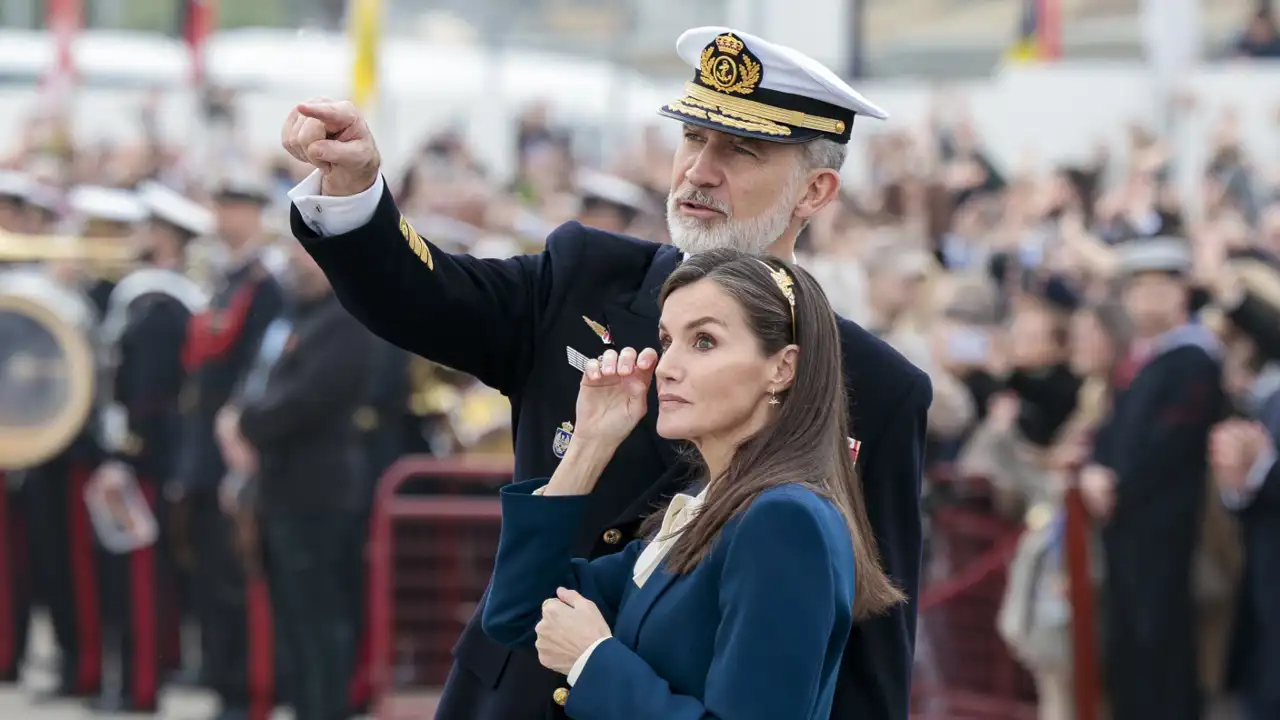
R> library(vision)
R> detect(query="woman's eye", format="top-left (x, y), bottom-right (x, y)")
top-left (693, 334), bottom-right (715, 350)
top-left (658, 335), bottom-right (672, 350)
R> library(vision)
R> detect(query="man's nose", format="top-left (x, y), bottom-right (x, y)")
top-left (684, 149), bottom-right (721, 188)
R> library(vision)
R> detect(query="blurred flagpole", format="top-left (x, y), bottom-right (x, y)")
top-left (348, 0), bottom-right (385, 144)
top-left (184, 0), bottom-right (221, 187)
top-left (847, 0), bottom-right (865, 79)
top-left (40, 0), bottom-right (82, 177)
top-left (1005, 0), bottom-right (1061, 63)
top-left (1140, 0), bottom-right (1203, 221)
top-left (184, 0), bottom-right (217, 90)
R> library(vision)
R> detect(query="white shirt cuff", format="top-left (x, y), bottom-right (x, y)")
top-left (287, 170), bottom-right (385, 237)
top-left (1221, 445), bottom-right (1277, 510)
top-left (567, 636), bottom-right (610, 686)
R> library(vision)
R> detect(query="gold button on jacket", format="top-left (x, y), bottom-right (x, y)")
top-left (602, 528), bottom-right (623, 545)
top-left (553, 687), bottom-right (569, 706)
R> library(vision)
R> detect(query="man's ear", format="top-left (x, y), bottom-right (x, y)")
top-left (793, 169), bottom-right (841, 222)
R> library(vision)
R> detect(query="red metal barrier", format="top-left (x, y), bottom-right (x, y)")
top-left (368, 455), bottom-right (512, 718)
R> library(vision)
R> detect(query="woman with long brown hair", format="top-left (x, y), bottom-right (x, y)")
top-left (482, 248), bottom-right (902, 719)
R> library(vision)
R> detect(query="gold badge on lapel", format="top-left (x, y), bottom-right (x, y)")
top-left (582, 316), bottom-right (613, 345)
top-left (400, 215), bottom-right (434, 271)
top-left (552, 421), bottom-right (574, 459)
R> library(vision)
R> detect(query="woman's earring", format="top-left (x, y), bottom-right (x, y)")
top-left (768, 391), bottom-right (780, 406)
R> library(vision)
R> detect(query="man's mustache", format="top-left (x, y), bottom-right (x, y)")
top-left (671, 188), bottom-right (730, 217)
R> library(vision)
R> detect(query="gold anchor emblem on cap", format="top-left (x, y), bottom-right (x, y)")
top-left (699, 33), bottom-right (761, 96)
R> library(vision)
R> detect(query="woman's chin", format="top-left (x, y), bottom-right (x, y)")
top-left (655, 415), bottom-right (693, 441)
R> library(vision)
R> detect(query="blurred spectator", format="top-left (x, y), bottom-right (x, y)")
top-left (1086, 238), bottom-right (1226, 720)
top-left (1233, 7), bottom-right (1280, 59)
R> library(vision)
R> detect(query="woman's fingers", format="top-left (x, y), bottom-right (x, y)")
top-left (636, 347), bottom-right (659, 370)
top-left (616, 347), bottom-right (637, 375)
top-left (582, 347), bottom-right (659, 385)
top-left (599, 349), bottom-right (618, 376)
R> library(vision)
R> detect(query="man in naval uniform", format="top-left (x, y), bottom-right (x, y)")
top-left (90, 181), bottom-right (213, 714)
top-left (172, 177), bottom-right (284, 720)
top-left (281, 27), bottom-right (930, 720)
top-left (0, 170), bottom-right (30, 234)
top-left (11, 185), bottom-right (145, 703)
top-left (1081, 238), bottom-right (1226, 720)
top-left (573, 168), bottom-right (658, 236)
top-left (64, 185), bottom-right (150, 315)
top-left (0, 170), bottom-right (36, 686)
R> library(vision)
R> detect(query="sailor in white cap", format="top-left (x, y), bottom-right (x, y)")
top-left (281, 25), bottom-right (928, 720)
top-left (0, 170), bottom-right (32, 233)
top-left (1083, 235), bottom-right (1225, 720)
top-left (574, 168), bottom-right (658, 235)
top-left (59, 185), bottom-right (148, 311)
top-left (136, 181), bottom-right (214, 268)
top-left (170, 169), bottom-right (284, 720)
top-left (210, 173), bottom-right (274, 275)
top-left (67, 185), bottom-right (148, 239)
top-left (22, 183), bottom-right (63, 234)
top-left (91, 181), bottom-right (210, 715)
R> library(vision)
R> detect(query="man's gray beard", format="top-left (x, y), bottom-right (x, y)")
top-left (665, 188), bottom-right (798, 257)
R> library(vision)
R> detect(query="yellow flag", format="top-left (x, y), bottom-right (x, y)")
top-left (348, 0), bottom-right (381, 110)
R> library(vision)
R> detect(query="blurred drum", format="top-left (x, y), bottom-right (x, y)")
top-left (0, 271), bottom-right (97, 469)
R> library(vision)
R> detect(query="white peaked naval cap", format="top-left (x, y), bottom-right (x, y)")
top-left (659, 26), bottom-right (888, 145)
top-left (67, 185), bottom-right (148, 224)
top-left (137, 181), bottom-right (216, 237)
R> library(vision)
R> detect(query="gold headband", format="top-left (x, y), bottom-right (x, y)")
top-left (755, 259), bottom-right (796, 332)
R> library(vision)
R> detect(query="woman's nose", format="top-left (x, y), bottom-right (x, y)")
top-left (655, 348), bottom-right (679, 382)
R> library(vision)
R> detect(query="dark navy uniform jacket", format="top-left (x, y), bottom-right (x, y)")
top-left (175, 257), bottom-right (284, 494)
top-left (101, 269), bottom-right (205, 482)
top-left (293, 182), bottom-right (931, 720)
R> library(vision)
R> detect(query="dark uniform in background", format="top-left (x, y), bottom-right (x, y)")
top-left (1092, 240), bottom-right (1226, 720)
top-left (16, 186), bottom-right (147, 701)
top-left (348, 339), bottom-right (410, 713)
top-left (0, 170), bottom-right (38, 685)
top-left (176, 230), bottom-right (283, 719)
top-left (290, 28), bottom-right (930, 720)
top-left (235, 287), bottom-right (378, 720)
top-left (91, 182), bottom-right (214, 713)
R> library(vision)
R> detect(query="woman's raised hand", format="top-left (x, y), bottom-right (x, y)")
top-left (574, 347), bottom-right (659, 448)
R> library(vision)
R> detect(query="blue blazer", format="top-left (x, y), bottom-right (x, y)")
top-left (483, 478), bottom-right (858, 720)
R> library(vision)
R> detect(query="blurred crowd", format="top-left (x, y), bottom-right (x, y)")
top-left (1, 69), bottom-right (1280, 720)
